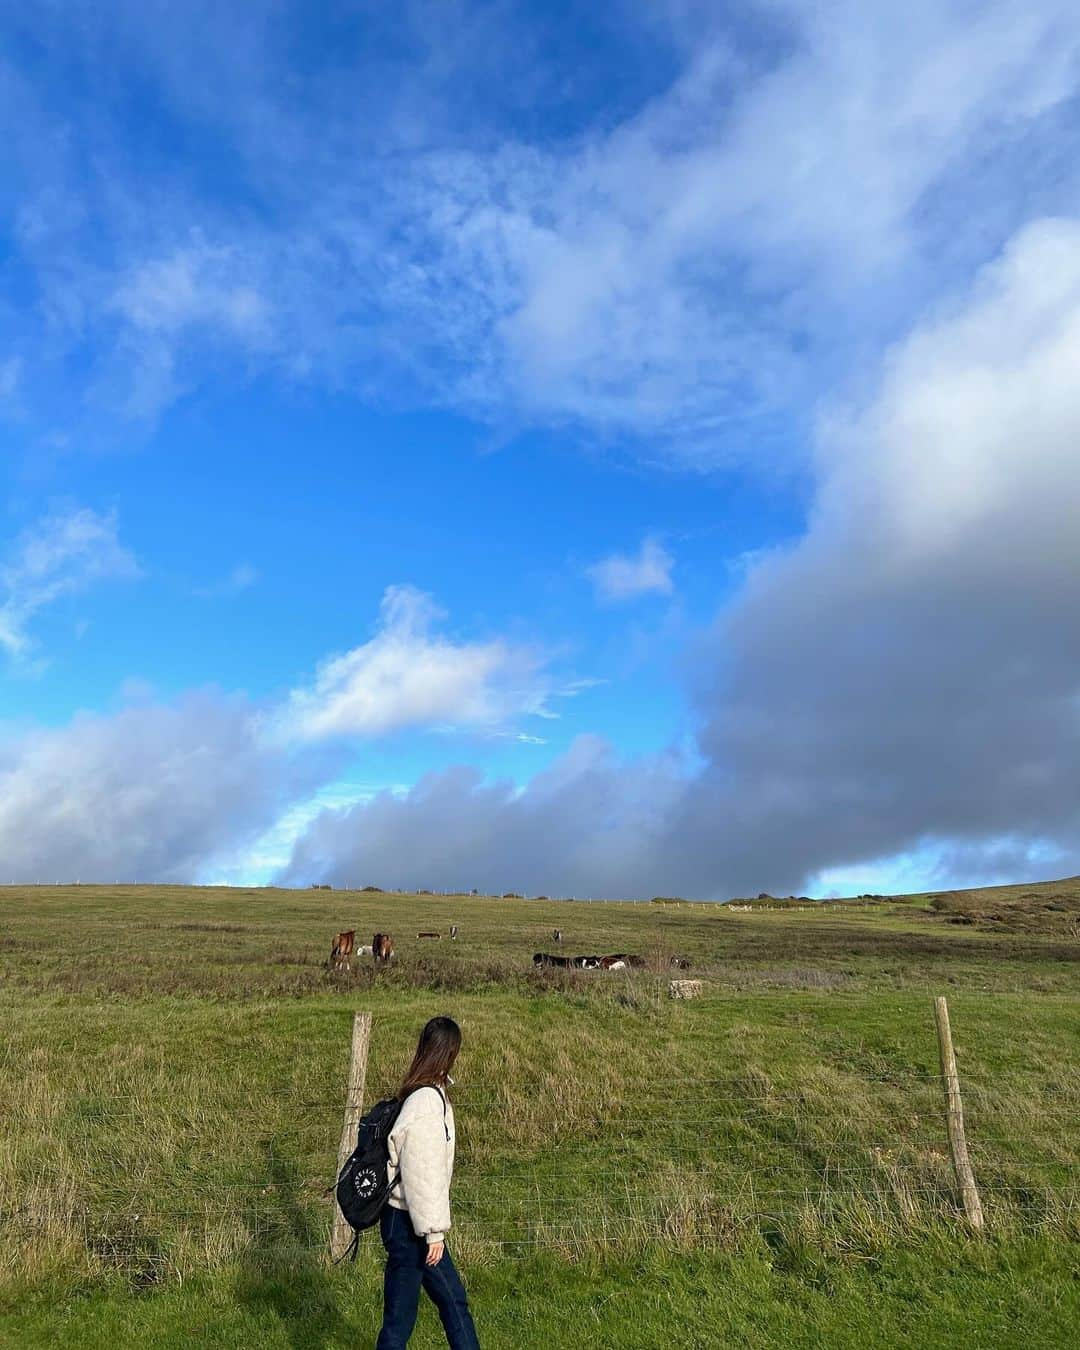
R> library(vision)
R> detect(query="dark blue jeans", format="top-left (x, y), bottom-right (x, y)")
top-left (376, 1205), bottom-right (480, 1349)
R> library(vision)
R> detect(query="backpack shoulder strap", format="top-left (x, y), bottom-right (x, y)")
top-left (435, 1084), bottom-right (450, 1142)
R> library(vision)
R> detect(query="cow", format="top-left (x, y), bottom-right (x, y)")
top-left (356, 944), bottom-right (373, 957)
top-left (329, 930), bottom-right (355, 969)
top-left (533, 952), bottom-right (572, 968)
top-left (372, 933), bottom-right (394, 963)
top-left (599, 955), bottom-right (626, 971)
top-left (553, 929), bottom-right (563, 943)
top-left (572, 955), bottom-right (602, 969)
top-left (417, 931), bottom-right (441, 939)
top-left (450, 925), bottom-right (458, 939)
top-left (670, 956), bottom-right (692, 970)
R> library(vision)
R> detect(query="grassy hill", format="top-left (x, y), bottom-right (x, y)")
top-left (1, 880), bottom-right (1077, 1347)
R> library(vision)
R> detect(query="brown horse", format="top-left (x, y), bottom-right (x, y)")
top-left (372, 932), bottom-right (394, 963)
top-left (329, 930), bottom-right (355, 969)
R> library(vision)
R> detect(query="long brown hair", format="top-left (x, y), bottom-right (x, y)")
top-left (398, 1016), bottom-right (461, 1099)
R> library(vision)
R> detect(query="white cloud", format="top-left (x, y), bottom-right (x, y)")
top-left (7, 2), bottom-right (1080, 450)
top-left (587, 537), bottom-right (674, 603)
top-left (277, 584), bottom-right (550, 742)
top-left (0, 506), bottom-right (139, 661)
top-left (328, 0), bottom-right (1080, 448)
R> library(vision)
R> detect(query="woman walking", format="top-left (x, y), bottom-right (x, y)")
top-left (377, 1016), bottom-right (480, 1350)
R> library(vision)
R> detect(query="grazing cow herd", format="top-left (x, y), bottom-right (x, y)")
top-left (328, 921), bottom-right (692, 974)
top-left (532, 951), bottom-right (653, 971)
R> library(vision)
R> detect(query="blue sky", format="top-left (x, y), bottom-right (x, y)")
top-left (3, 1), bottom-right (1080, 897)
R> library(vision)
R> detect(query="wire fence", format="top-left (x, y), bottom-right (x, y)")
top-left (4, 1056), bottom-right (1077, 1286)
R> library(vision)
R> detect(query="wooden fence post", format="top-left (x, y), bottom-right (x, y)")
top-left (330, 1011), bottom-right (373, 1260)
top-left (934, 995), bottom-right (984, 1231)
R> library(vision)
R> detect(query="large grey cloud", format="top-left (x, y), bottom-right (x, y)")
top-left (281, 219), bottom-right (1080, 897)
top-left (0, 691), bottom-right (336, 883)
top-left (681, 217), bottom-right (1080, 892)
top-left (280, 735), bottom-right (690, 897)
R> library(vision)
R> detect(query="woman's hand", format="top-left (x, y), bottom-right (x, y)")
top-left (425, 1241), bottom-right (445, 1267)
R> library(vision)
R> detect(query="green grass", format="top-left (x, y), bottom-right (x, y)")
top-left (1, 881), bottom-right (1078, 1346)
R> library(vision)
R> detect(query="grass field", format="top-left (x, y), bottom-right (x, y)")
top-left (1, 880), bottom-right (1078, 1348)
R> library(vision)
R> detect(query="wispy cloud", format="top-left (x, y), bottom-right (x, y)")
top-left (0, 357), bottom-right (21, 405)
top-left (107, 240), bottom-right (271, 421)
top-left (587, 537), bottom-right (674, 603)
top-left (0, 507), bottom-right (140, 662)
top-left (112, 243), bottom-right (268, 338)
top-left (5, 2), bottom-right (1079, 453)
top-left (194, 562), bottom-right (260, 598)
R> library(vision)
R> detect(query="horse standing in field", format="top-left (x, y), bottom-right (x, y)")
top-left (329, 930), bottom-right (355, 969)
top-left (373, 932), bottom-right (394, 963)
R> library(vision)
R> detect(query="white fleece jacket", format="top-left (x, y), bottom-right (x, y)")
top-left (386, 1085), bottom-right (456, 1244)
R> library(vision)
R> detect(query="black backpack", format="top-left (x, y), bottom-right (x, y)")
top-left (334, 1088), bottom-right (448, 1260)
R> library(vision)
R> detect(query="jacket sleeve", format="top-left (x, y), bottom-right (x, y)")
top-left (397, 1090), bottom-right (451, 1243)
